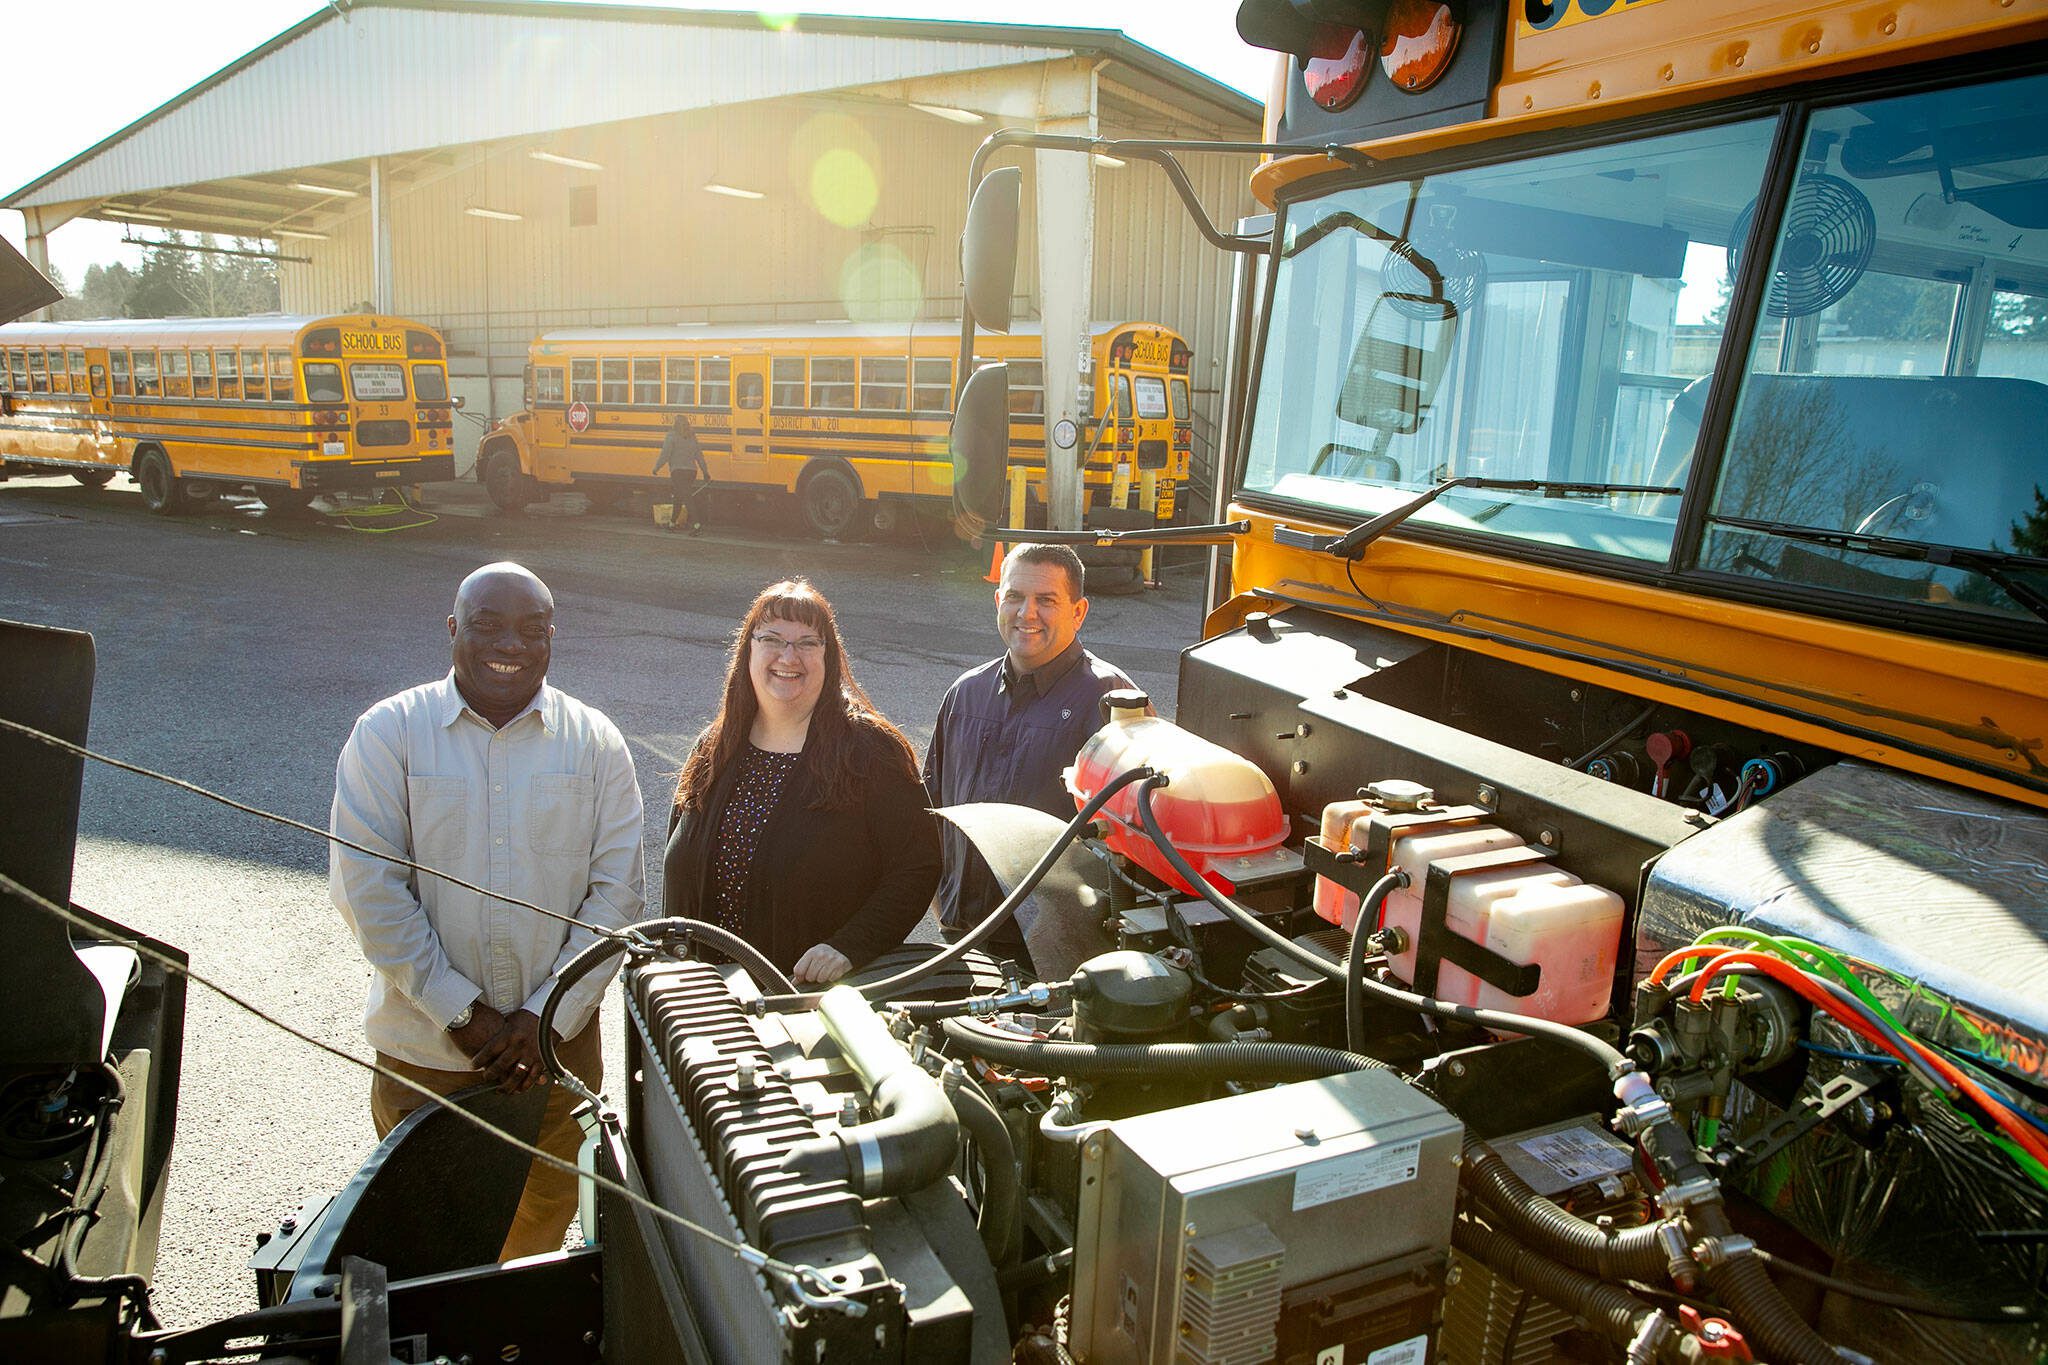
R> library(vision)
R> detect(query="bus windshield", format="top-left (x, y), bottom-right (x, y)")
top-left (1245, 116), bottom-right (1780, 565)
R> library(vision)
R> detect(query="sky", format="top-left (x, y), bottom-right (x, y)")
top-left (0, 0), bottom-right (1275, 289)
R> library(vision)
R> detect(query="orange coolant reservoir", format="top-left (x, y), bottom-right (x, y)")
top-left (1378, 828), bottom-right (1624, 1027)
top-left (1065, 690), bottom-right (1287, 897)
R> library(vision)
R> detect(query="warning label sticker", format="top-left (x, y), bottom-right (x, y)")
top-left (1291, 1139), bottom-right (1421, 1211)
top-left (1515, 1127), bottom-right (1633, 1185)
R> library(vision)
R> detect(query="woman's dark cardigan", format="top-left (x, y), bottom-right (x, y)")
top-left (663, 724), bottom-right (940, 972)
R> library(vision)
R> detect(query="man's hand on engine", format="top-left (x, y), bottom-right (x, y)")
top-left (472, 1008), bottom-right (549, 1093)
top-left (792, 943), bottom-right (852, 985)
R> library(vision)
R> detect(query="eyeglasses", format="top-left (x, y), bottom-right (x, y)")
top-left (752, 631), bottom-right (825, 656)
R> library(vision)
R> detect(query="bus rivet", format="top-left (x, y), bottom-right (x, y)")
top-left (1587, 81), bottom-right (1601, 99)
top-left (1660, 64), bottom-right (1674, 82)
top-left (1806, 31), bottom-right (1822, 53)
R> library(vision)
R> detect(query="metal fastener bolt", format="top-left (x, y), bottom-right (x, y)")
top-left (1448, 1060), bottom-right (1466, 1078)
top-left (1296, 723), bottom-right (1312, 739)
top-left (1475, 783), bottom-right (1498, 810)
top-left (280, 1217), bottom-right (296, 1234)
top-left (1293, 760), bottom-right (1310, 775)
top-left (1445, 1263), bottom-right (1463, 1288)
top-left (1538, 828), bottom-right (1558, 848)
top-left (1185, 1222), bottom-right (1198, 1237)
top-left (501, 1346), bottom-right (521, 1363)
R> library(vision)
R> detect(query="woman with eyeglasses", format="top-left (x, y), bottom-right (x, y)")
top-left (664, 578), bottom-right (939, 984)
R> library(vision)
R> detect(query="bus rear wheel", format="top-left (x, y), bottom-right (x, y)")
top-left (483, 449), bottom-right (533, 513)
top-left (72, 469), bottom-right (116, 489)
top-left (799, 467), bottom-right (862, 540)
top-left (135, 449), bottom-right (189, 516)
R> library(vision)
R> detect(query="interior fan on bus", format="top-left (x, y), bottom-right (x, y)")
top-left (1730, 173), bottom-right (1876, 318)
top-left (1382, 236), bottom-right (1488, 322)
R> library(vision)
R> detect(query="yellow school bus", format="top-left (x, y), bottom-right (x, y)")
top-left (477, 321), bottom-right (1192, 537)
top-left (0, 314), bottom-right (455, 513)
top-left (941, 4), bottom-right (2048, 1363)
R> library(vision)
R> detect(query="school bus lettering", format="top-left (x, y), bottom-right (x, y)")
top-left (340, 331), bottom-right (405, 356)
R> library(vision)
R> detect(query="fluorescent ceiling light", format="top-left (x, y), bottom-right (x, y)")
top-left (276, 228), bottom-right (329, 240)
top-left (293, 181), bottom-right (359, 198)
top-left (465, 206), bottom-right (522, 221)
top-left (910, 102), bottom-right (984, 125)
top-left (530, 150), bottom-right (604, 171)
top-left (703, 182), bottom-right (765, 200)
top-left (107, 207), bottom-right (171, 221)
top-left (1093, 153), bottom-right (1127, 169)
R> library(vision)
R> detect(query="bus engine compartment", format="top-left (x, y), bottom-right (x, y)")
top-left (573, 606), bottom-right (2048, 1365)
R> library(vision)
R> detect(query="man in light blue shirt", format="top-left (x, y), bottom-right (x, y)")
top-left (330, 561), bottom-right (643, 1259)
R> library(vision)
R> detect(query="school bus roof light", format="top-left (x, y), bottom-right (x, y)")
top-left (304, 328), bottom-right (341, 357)
top-left (407, 331), bottom-right (444, 360)
top-left (1304, 23), bottom-right (1372, 111)
top-left (1380, 0), bottom-right (1461, 93)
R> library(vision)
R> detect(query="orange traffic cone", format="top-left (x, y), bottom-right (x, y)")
top-left (982, 539), bottom-right (1005, 585)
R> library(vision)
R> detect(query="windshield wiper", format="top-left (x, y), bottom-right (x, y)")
top-left (1275, 475), bottom-right (1684, 561)
top-left (1713, 514), bottom-right (2048, 627)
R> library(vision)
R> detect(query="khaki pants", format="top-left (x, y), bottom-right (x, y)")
top-left (371, 1019), bottom-right (603, 1262)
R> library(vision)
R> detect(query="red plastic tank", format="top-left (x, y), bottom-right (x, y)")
top-left (1065, 691), bottom-right (1288, 896)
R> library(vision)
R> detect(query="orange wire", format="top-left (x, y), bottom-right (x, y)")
top-left (1647, 944), bottom-right (1738, 985)
top-left (1690, 951), bottom-right (2048, 1168)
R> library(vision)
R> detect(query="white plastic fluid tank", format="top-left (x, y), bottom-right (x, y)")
top-left (1378, 824), bottom-right (1624, 1027)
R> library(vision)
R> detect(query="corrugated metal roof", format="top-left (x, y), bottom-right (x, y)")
top-left (6, 0), bottom-right (1258, 212)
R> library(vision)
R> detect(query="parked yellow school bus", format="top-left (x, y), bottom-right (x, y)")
top-left (477, 321), bottom-right (1192, 537)
top-left (0, 314), bottom-right (455, 513)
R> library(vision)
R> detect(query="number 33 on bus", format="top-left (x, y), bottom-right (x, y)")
top-left (0, 314), bottom-right (457, 514)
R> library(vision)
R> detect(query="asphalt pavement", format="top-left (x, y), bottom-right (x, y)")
top-left (0, 469), bottom-right (1206, 1328)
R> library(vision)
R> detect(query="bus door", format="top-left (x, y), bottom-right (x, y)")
top-left (83, 349), bottom-right (116, 457)
top-left (730, 355), bottom-right (770, 478)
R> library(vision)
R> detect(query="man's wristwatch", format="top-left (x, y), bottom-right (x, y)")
top-left (447, 1000), bottom-right (476, 1031)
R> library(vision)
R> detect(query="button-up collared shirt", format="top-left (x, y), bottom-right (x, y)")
top-left (924, 641), bottom-right (1135, 932)
top-left (330, 672), bottom-right (645, 1069)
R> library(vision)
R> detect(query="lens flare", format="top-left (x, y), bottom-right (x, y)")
top-left (811, 148), bottom-right (879, 228)
top-left (839, 244), bottom-right (921, 324)
top-left (756, 11), bottom-right (798, 32)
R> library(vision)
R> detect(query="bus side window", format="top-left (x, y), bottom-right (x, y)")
top-left (1115, 375), bottom-right (1133, 421)
top-left (1009, 359), bottom-right (1045, 416)
top-left (28, 349), bottom-right (48, 392)
top-left (535, 365), bottom-right (565, 404)
top-left (46, 349), bottom-right (69, 394)
top-left (572, 357), bottom-right (598, 404)
top-left (192, 347), bottom-right (214, 397)
top-left (216, 349), bottom-right (240, 400)
top-left (269, 349), bottom-right (294, 401)
top-left (68, 349), bottom-right (87, 391)
top-left (134, 349), bottom-right (160, 397)
top-left (633, 357), bottom-right (661, 405)
top-left (699, 357), bottom-right (731, 408)
top-left (242, 351), bottom-right (265, 401)
top-left (664, 356), bottom-right (693, 406)
top-left (163, 348), bottom-right (190, 397)
top-left (736, 371), bottom-right (764, 411)
top-left (811, 357), bottom-right (854, 410)
top-left (913, 356), bottom-right (952, 413)
top-left (771, 356), bottom-right (806, 410)
top-left (601, 357), bottom-right (629, 405)
top-left (304, 362), bottom-right (345, 404)
top-left (111, 350), bottom-right (132, 396)
top-left (861, 356), bottom-right (906, 411)
top-left (4, 349), bottom-right (21, 392)
top-left (1170, 377), bottom-right (1190, 421)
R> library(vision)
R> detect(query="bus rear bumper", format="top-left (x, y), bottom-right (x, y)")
top-left (293, 455), bottom-right (454, 490)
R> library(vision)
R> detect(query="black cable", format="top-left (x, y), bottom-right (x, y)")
top-left (0, 714), bottom-right (624, 944)
top-left (757, 764), bottom-right (1158, 1012)
top-left (1566, 702), bottom-right (1657, 772)
top-left (50, 1063), bottom-right (150, 1315)
top-left (1751, 1247), bottom-right (2038, 1324)
top-left (1344, 871), bottom-right (1407, 1052)
top-left (940, 1016), bottom-right (1392, 1080)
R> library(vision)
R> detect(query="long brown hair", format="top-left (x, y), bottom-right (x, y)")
top-left (673, 578), bottom-right (920, 813)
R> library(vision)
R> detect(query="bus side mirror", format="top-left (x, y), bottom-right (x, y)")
top-left (950, 362), bottom-right (1010, 533)
top-left (450, 394), bottom-right (466, 410)
top-left (963, 166), bottom-right (1022, 335)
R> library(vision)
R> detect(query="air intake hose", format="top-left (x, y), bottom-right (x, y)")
top-left (782, 985), bottom-right (959, 1198)
top-left (940, 1016), bottom-right (1392, 1080)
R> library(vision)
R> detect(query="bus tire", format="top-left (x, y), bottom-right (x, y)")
top-left (798, 465), bottom-right (862, 540)
top-left (72, 469), bottom-right (116, 489)
top-left (482, 447), bottom-right (533, 513)
top-left (135, 448), bottom-right (189, 516)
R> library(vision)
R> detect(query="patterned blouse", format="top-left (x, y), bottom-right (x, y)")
top-left (707, 743), bottom-right (801, 937)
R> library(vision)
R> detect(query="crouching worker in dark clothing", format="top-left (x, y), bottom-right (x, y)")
top-left (664, 578), bottom-right (939, 983)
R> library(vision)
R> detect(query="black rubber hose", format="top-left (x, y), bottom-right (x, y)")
top-left (1453, 1219), bottom-right (1654, 1348)
top-left (782, 986), bottom-right (960, 1199)
top-left (536, 916), bottom-right (799, 1084)
top-left (1134, 777), bottom-right (1630, 1077)
top-left (948, 1075), bottom-right (1019, 1264)
top-left (1344, 870), bottom-right (1407, 1052)
top-left (54, 1064), bottom-right (151, 1311)
top-left (758, 765), bottom-right (1159, 1013)
top-left (1634, 1118), bottom-right (1844, 1365)
top-left (1460, 1134), bottom-right (1671, 1282)
top-left (941, 1016), bottom-right (1391, 1080)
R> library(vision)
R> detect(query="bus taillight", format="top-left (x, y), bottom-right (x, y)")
top-left (407, 331), bottom-right (443, 360)
top-left (304, 328), bottom-right (341, 357)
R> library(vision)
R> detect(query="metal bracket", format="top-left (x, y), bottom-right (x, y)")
top-left (1720, 1066), bottom-right (1879, 1174)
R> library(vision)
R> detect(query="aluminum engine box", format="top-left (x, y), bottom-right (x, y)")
top-left (1070, 1068), bottom-right (1461, 1364)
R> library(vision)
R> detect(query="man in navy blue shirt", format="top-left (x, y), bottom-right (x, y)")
top-left (925, 543), bottom-right (1135, 965)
